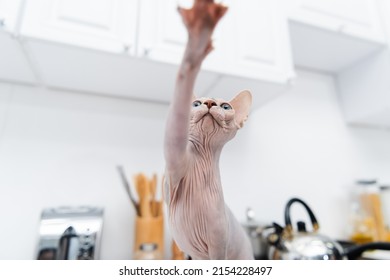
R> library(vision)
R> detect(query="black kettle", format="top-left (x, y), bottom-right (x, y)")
top-left (266, 197), bottom-right (390, 260)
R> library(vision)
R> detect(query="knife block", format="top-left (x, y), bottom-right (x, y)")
top-left (172, 240), bottom-right (186, 260)
top-left (134, 215), bottom-right (164, 259)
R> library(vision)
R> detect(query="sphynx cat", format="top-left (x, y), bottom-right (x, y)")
top-left (163, 0), bottom-right (253, 260)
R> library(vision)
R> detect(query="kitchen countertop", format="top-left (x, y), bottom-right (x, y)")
top-left (361, 250), bottom-right (390, 260)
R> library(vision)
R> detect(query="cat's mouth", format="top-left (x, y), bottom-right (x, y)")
top-left (201, 112), bottom-right (220, 126)
top-left (192, 110), bottom-right (226, 129)
top-left (197, 114), bottom-right (216, 133)
top-left (201, 112), bottom-right (231, 132)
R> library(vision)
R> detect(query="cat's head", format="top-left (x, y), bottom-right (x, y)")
top-left (189, 90), bottom-right (252, 147)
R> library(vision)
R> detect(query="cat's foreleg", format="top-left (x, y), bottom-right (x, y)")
top-left (164, 0), bottom-right (227, 179)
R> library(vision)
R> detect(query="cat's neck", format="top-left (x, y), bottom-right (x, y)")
top-left (189, 136), bottom-right (223, 169)
top-left (188, 139), bottom-right (223, 193)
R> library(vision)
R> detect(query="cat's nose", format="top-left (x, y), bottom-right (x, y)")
top-left (203, 100), bottom-right (217, 109)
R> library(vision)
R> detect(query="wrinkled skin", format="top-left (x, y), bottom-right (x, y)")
top-left (163, 0), bottom-right (253, 260)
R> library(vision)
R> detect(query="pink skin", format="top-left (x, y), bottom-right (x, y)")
top-left (163, 0), bottom-right (253, 260)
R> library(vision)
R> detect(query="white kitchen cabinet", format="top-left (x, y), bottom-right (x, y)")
top-left (139, 0), bottom-right (294, 81)
top-left (283, 0), bottom-right (386, 72)
top-left (338, 49), bottom-right (390, 129)
top-left (0, 0), bottom-right (37, 85)
top-left (19, 0), bottom-right (218, 103)
top-left (206, 0), bottom-right (295, 83)
top-left (137, 0), bottom-right (188, 64)
top-left (17, 0), bottom-right (295, 108)
top-left (337, 0), bottom-right (390, 129)
top-left (0, 0), bottom-right (23, 32)
top-left (23, 37), bottom-right (219, 103)
top-left (286, 0), bottom-right (385, 41)
top-left (138, 0), bottom-right (295, 107)
top-left (20, 0), bottom-right (138, 54)
top-left (137, 0), bottom-right (232, 73)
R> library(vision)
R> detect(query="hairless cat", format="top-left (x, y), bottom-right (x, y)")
top-left (163, 0), bottom-right (253, 260)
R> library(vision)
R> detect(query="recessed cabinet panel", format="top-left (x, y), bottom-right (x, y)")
top-left (21, 0), bottom-right (138, 53)
top-left (237, 2), bottom-right (276, 66)
top-left (56, 0), bottom-right (113, 28)
top-left (231, 0), bottom-right (294, 82)
top-left (137, 0), bottom-right (188, 63)
top-left (138, 0), bottom-right (226, 64)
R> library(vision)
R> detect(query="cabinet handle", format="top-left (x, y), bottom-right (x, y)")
top-left (123, 44), bottom-right (132, 53)
top-left (143, 48), bottom-right (151, 57)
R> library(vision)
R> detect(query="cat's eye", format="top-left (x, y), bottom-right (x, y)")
top-left (192, 100), bottom-right (202, 107)
top-left (220, 103), bottom-right (232, 110)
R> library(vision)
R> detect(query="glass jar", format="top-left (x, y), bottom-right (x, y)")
top-left (349, 179), bottom-right (387, 243)
top-left (380, 185), bottom-right (390, 242)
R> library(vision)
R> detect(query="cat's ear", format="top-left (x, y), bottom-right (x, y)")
top-left (230, 90), bottom-right (252, 128)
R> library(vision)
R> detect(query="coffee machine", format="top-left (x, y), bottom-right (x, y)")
top-left (36, 206), bottom-right (104, 260)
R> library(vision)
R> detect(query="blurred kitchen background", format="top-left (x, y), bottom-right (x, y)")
top-left (1, 0), bottom-right (390, 260)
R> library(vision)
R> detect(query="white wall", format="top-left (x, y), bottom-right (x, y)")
top-left (0, 69), bottom-right (390, 260)
top-left (0, 82), bottom-right (168, 260)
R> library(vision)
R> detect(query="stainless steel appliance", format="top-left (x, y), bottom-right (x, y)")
top-left (36, 206), bottom-right (104, 260)
top-left (242, 208), bottom-right (271, 260)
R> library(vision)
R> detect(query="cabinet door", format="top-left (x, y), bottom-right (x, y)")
top-left (139, 0), bottom-right (294, 83)
top-left (20, 0), bottom-right (138, 53)
top-left (287, 0), bottom-right (385, 42)
top-left (338, 49), bottom-right (390, 129)
top-left (138, 0), bottom-right (230, 70)
top-left (205, 0), bottom-right (294, 82)
top-left (137, 0), bottom-right (188, 63)
top-left (0, 0), bottom-right (22, 32)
